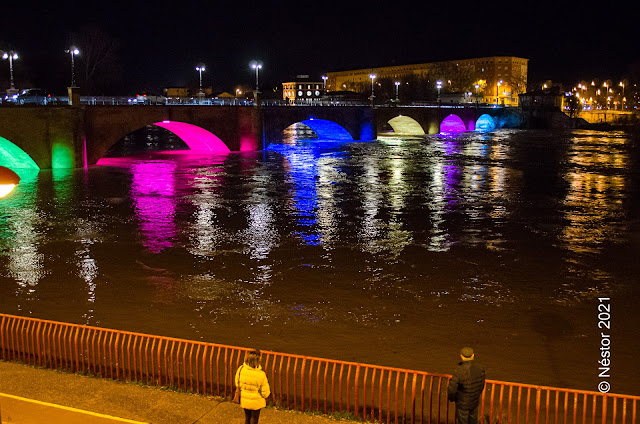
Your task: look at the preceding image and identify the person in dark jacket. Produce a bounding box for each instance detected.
[447,347,486,424]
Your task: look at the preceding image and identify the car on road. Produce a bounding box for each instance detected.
[15,88,54,105]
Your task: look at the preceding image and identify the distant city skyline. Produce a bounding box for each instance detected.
[1,0,638,94]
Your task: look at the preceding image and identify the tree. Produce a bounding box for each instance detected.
[70,26,123,94]
[565,94,582,118]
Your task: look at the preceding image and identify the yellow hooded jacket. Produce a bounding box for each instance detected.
[235,364,271,410]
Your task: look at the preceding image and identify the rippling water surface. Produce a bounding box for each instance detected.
[1,128,639,395]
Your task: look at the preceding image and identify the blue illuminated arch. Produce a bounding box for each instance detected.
[388,116,425,135]
[475,114,496,132]
[440,115,466,133]
[299,119,353,141]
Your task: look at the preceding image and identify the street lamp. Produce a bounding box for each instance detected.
[619,82,625,110]
[474,83,480,105]
[65,46,80,87]
[195,65,205,94]
[250,60,263,100]
[496,79,503,105]
[369,74,376,106]
[395,81,400,102]
[436,80,443,103]
[603,82,609,109]
[2,50,19,89]
[322,75,328,95]
[0,166,20,199]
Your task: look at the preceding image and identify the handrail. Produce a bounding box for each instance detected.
[1,313,637,423]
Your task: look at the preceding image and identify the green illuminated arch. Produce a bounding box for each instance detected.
[0,137,40,172]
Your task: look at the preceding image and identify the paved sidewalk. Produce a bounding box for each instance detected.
[0,360,343,424]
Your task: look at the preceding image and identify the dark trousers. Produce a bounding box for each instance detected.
[456,405,479,424]
[244,408,261,424]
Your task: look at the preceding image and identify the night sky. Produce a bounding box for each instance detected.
[1,0,637,95]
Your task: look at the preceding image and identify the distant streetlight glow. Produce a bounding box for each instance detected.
[474,83,480,105]
[2,50,19,89]
[65,46,80,87]
[497,79,503,105]
[436,80,443,102]
[395,81,400,101]
[322,75,328,94]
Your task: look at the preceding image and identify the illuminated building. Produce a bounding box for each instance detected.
[282,75,323,103]
[326,56,528,106]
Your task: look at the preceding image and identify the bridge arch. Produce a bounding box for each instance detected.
[475,114,496,132]
[94,120,231,164]
[387,116,425,135]
[296,119,353,141]
[440,114,466,133]
[0,136,40,172]
[153,121,231,152]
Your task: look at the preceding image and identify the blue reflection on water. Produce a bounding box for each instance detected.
[267,133,360,245]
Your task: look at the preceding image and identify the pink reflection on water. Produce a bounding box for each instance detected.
[153,121,231,153]
[131,160,177,253]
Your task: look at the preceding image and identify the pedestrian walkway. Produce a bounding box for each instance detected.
[0,360,343,424]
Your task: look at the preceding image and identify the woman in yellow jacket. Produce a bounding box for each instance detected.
[235,349,271,424]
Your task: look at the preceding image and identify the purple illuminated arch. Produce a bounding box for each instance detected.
[440,115,466,133]
[153,121,230,153]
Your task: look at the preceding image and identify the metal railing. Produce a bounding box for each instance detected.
[0,313,637,424]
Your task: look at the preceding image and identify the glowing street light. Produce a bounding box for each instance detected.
[619,82,625,109]
[322,75,328,95]
[496,79,503,105]
[436,80,443,102]
[195,65,206,94]
[369,74,376,105]
[474,83,480,105]
[65,46,80,87]
[249,60,263,98]
[2,50,19,89]
[0,166,20,198]
[395,81,400,101]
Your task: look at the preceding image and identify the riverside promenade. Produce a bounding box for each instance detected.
[0,360,339,424]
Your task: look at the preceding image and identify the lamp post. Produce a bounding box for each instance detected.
[436,80,442,103]
[474,83,480,105]
[65,46,80,87]
[369,74,376,106]
[2,50,19,89]
[0,166,20,199]
[395,81,400,102]
[322,75,328,95]
[496,79,502,105]
[250,60,263,104]
[619,82,625,110]
[195,65,205,94]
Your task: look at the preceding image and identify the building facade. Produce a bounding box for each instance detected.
[282,76,324,103]
[326,56,528,106]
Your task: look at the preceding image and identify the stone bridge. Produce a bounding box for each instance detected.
[375,105,521,135]
[0,104,519,171]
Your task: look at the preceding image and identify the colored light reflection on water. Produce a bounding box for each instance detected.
[131,160,177,253]
[2,129,640,395]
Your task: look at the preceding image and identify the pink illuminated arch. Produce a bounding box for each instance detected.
[439,115,466,133]
[153,121,230,153]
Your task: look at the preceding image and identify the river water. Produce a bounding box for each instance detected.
[1,127,639,395]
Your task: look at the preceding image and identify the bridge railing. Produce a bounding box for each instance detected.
[0,313,637,424]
